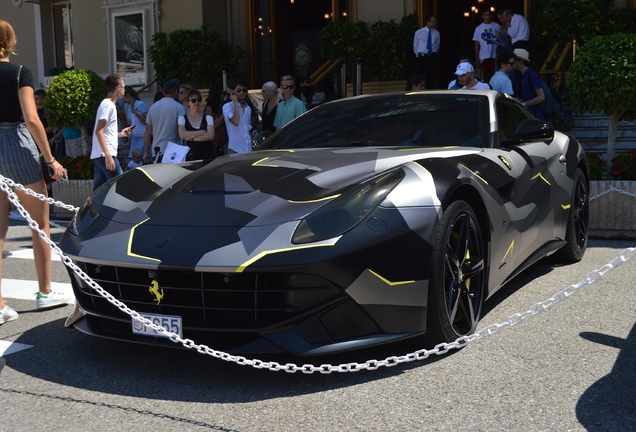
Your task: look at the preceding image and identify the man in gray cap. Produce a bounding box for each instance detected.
[144,79,183,161]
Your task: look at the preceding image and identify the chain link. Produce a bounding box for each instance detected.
[589,184,636,202]
[2,175,636,373]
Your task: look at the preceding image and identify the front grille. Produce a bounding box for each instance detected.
[71,262,343,330]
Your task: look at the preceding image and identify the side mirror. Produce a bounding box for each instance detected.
[514,119,554,144]
[252,130,272,149]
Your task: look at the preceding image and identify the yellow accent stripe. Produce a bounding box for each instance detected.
[501,240,514,264]
[561,204,571,210]
[459,164,488,185]
[288,194,341,204]
[137,167,156,183]
[368,269,415,286]
[127,218,161,262]
[251,157,281,167]
[236,243,335,273]
[531,172,551,186]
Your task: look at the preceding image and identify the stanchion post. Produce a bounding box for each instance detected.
[355,57,363,96]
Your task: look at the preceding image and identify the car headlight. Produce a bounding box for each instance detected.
[68,180,114,235]
[292,169,405,244]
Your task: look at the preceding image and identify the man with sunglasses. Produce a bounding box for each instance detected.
[489,53,515,96]
[273,75,306,130]
[222,79,253,154]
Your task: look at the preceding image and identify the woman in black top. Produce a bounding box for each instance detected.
[178,89,216,160]
[260,81,279,133]
[0,19,70,320]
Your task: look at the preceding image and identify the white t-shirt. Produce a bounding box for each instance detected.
[462,81,491,90]
[473,22,501,61]
[177,114,214,129]
[91,99,118,159]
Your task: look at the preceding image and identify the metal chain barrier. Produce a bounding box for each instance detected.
[589,184,636,201]
[2,175,636,373]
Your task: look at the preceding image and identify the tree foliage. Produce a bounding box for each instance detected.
[43,69,106,128]
[568,33,636,161]
[317,14,419,81]
[530,0,636,69]
[147,24,246,87]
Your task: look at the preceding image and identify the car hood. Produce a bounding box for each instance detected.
[102,147,480,229]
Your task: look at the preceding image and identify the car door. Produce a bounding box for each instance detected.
[494,96,565,267]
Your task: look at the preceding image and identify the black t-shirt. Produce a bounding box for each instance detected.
[0,62,34,123]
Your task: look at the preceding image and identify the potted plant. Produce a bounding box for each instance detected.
[147,24,246,88]
[51,155,95,219]
[44,69,106,151]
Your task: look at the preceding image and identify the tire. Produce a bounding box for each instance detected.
[427,201,486,343]
[554,168,589,263]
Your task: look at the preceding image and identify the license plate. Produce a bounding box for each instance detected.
[132,313,182,338]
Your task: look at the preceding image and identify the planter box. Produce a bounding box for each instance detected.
[589,180,636,239]
[51,179,93,219]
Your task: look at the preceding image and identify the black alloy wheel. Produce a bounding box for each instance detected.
[428,201,486,342]
[554,168,589,263]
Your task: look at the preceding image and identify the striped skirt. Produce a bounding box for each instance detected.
[0,122,43,186]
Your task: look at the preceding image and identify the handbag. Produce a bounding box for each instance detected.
[40,156,56,184]
[17,64,56,184]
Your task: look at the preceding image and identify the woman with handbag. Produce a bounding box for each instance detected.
[0,19,72,324]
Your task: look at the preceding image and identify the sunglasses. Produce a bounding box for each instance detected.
[190,97,202,103]
[119,84,126,89]
[282,85,295,90]
[508,61,516,65]
[235,88,249,93]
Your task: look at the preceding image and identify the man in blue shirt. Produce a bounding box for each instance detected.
[513,49,546,120]
[489,53,515,96]
[273,75,306,130]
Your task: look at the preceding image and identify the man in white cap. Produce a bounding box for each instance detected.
[513,48,546,120]
[455,62,491,90]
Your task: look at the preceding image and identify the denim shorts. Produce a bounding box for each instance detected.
[0,122,43,186]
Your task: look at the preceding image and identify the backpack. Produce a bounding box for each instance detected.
[527,72,560,116]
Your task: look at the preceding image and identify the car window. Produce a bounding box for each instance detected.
[496,97,533,141]
[261,94,490,150]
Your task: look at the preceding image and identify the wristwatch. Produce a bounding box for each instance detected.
[294,43,311,76]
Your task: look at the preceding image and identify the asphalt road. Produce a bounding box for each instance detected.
[1,218,635,431]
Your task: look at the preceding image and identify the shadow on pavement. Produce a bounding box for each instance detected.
[576,321,636,431]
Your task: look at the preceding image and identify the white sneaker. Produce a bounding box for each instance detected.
[36,290,73,310]
[0,305,19,324]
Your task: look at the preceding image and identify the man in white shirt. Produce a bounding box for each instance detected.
[91,74,134,190]
[413,15,440,88]
[473,10,501,82]
[455,63,491,90]
[504,10,530,50]
[223,79,252,154]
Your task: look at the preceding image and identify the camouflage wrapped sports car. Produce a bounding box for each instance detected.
[60,90,589,356]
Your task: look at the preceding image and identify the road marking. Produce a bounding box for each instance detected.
[1,279,75,303]
[0,340,34,356]
[6,248,62,261]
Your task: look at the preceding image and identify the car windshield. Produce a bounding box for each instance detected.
[260,93,490,150]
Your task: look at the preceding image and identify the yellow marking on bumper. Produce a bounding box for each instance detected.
[459,164,488,185]
[531,172,551,186]
[137,167,156,183]
[368,269,415,286]
[501,240,514,264]
[236,243,335,273]
[288,194,341,204]
[562,204,571,210]
[127,218,161,262]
